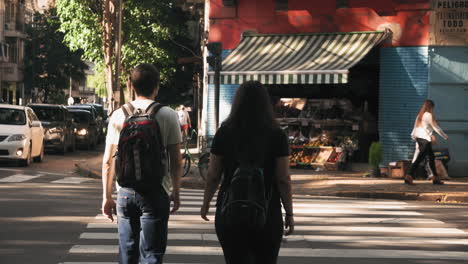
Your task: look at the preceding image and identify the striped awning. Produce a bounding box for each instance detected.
[208,31,388,85]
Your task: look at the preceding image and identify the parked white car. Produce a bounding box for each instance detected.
[0,104,45,166]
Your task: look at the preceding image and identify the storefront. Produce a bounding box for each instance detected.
[207,30,389,170]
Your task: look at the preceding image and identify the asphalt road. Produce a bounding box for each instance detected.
[1,147,468,264]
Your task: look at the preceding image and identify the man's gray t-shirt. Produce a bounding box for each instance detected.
[106,99,182,194]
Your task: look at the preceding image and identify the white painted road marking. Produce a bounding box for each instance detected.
[0,174,42,183]
[69,245,468,260]
[86,222,465,235]
[51,177,91,184]
[80,232,468,245]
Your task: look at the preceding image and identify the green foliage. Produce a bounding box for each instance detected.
[48,90,67,105]
[368,142,382,169]
[56,0,195,102]
[24,8,88,103]
[87,63,107,97]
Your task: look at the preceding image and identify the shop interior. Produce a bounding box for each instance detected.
[268,48,380,170]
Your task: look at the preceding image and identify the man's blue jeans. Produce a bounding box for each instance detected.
[117,187,170,264]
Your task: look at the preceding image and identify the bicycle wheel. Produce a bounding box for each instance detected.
[182,153,191,177]
[198,152,210,181]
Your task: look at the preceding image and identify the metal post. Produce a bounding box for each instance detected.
[214,57,220,128]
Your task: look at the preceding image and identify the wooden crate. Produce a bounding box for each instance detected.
[388,160,411,179]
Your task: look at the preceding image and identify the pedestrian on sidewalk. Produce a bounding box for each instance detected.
[177,105,191,140]
[406,99,448,185]
[101,63,182,264]
[200,80,294,264]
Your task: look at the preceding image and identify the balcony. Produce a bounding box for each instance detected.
[4,22,27,39]
[1,62,24,82]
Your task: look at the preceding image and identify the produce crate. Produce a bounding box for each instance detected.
[388,160,411,179]
[314,147,334,164]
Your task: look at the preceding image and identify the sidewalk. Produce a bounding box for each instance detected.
[75,152,468,203]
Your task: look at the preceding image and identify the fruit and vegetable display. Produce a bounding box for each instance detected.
[276,98,361,170]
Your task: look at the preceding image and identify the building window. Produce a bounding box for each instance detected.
[222,0,237,7]
[275,0,288,11]
[336,0,348,9]
[6,38,18,63]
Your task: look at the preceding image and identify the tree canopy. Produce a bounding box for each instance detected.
[24,8,88,104]
[56,0,195,104]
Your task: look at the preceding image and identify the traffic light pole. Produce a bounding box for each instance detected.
[206,42,222,129]
[214,57,220,129]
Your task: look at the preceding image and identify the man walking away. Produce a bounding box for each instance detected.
[101,63,182,264]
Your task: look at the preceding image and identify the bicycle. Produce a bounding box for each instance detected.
[181,129,211,180]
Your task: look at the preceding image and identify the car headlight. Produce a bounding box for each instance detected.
[48,127,63,134]
[77,129,88,136]
[8,134,26,142]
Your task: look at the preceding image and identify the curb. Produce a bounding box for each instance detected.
[74,163,468,203]
[333,191,468,203]
[75,162,101,179]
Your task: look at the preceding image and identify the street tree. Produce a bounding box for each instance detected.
[24,8,88,104]
[56,0,194,111]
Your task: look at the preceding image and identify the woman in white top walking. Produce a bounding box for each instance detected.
[406,100,449,185]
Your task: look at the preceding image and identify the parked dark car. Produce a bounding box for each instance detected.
[67,104,104,142]
[28,104,75,154]
[86,103,107,134]
[67,109,99,150]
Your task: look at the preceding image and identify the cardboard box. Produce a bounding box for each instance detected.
[388,160,411,179]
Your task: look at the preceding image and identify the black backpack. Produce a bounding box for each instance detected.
[115,102,166,192]
[220,161,271,230]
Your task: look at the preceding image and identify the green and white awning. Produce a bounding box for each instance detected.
[208,31,388,85]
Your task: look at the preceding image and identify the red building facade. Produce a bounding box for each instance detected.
[209,0,430,50]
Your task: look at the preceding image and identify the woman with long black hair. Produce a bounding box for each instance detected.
[200,81,294,264]
[406,99,449,185]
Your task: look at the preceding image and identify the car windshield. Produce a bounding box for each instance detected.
[0,108,26,125]
[70,112,91,123]
[30,107,63,122]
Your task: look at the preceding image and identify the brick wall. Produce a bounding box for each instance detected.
[379,46,429,165]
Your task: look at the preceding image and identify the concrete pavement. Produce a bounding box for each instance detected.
[74,150,468,203]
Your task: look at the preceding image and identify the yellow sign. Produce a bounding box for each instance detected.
[430,0,468,45]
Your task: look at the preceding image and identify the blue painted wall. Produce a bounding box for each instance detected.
[428,47,468,176]
[379,47,429,166]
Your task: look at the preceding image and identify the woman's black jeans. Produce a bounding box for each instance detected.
[408,138,437,178]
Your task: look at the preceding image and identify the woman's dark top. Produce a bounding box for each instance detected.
[210,124,290,263]
[210,124,289,211]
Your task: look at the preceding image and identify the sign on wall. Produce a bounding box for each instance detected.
[430,0,468,45]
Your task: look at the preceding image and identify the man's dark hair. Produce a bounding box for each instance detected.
[131,63,160,97]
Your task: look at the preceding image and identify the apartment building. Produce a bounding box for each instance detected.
[0,0,35,105]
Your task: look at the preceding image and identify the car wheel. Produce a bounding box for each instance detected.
[20,144,32,167]
[33,142,44,163]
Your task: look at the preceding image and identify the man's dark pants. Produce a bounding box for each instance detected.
[117,187,170,264]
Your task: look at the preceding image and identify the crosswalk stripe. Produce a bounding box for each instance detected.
[0,174,41,183]
[176,207,423,216]
[51,177,91,184]
[86,222,465,235]
[178,200,408,209]
[179,194,410,205]
[69,245,468,260]
[167,215,444,224]
[59,263,206,264]
[80,232,468,245]
[285,235,468,245]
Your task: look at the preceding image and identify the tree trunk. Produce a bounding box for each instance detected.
[103,0,115,113]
